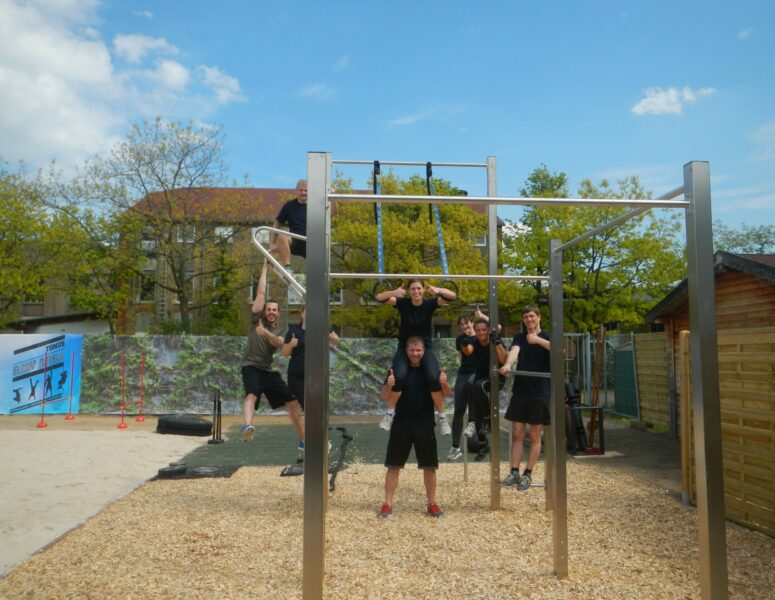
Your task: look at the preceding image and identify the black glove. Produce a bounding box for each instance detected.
[490,329,502,346]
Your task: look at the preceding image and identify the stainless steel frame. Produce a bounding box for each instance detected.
[302,153,726,600]
[251,225,307,298]
[487,156,500,509]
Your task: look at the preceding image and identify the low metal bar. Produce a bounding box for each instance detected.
[555,186,685,253]
[251,226,306,298]
[330,272,548,282]
[253,225,307,243]
[332,159,487,168]
[328,192,690,209]
[512,370,551,379]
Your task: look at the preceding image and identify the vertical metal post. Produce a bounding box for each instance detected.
[549,239,568,577]
[683,161,728,600]
[303,152,331,600]
[486,156,500,510]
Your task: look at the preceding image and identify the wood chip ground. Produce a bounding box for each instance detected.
[1,461,772,599]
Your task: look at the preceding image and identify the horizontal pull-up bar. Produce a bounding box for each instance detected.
[328,193,690,209]
[329,272,549,282]
[553,185,685,253]
[332,159,487,168]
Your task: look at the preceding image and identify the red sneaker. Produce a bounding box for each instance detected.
[377,503,393,519]
[426,502,444,518]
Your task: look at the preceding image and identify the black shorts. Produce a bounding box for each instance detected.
[505,395,550,425]
[241,366,294,409]
[385,423,438,469]
[288,372,304,409]
[291,238,306,258]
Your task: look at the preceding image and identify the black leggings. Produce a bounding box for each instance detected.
[391,344,441,393]
[466,376,505,432]
[451,372,475,447]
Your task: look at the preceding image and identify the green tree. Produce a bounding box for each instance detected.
[504,166,685,331]
[0,167,69,328]
[330,171,489,335]
[713,221,775,254]
[73,118,260,333]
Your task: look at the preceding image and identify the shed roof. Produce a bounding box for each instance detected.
[645,251,775,322]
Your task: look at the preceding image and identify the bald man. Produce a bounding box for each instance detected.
[271,179,307,271]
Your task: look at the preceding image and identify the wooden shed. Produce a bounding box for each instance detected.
[645,251,775,536]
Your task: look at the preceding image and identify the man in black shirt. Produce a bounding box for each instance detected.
[377,336,452,519]
[498,305,551,491]
[271,179,307,271]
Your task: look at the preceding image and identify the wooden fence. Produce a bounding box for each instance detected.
[633,332,670,429]
[680,327,775,537]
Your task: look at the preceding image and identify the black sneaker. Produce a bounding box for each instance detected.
[500,472,520,487]
[479,422,491,435]
[474,447,490,462]
[517,473,532,491]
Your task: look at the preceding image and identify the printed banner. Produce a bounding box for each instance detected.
[1,335,83,415]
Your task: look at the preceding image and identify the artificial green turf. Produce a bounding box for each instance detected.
[175,422,511,469]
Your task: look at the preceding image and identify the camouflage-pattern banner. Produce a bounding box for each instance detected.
[80,334,514,415]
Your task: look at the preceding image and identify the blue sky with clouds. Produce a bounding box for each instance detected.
[1,0,773,229]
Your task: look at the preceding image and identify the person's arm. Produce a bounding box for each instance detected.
[328,330,340,346]
[426,284,457,305]
[499,344,520,375]
[460,338,475,356]
[474,305,502,333]
[494,341,508,366]
[379,369,395,401]
[256,320,285,348]
[281,331,298,357]
[251,261,269,314]
[439,369,453,397]
[526,331,551,351]
[375,286,405,305]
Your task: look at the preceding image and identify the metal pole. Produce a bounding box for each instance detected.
[330,272,548,282]
[486,156,500,510]
[329,192,690,209]
[683,161,728,599]
[549,239,569,577]
[303,152,331,600]
[332,159,488,168]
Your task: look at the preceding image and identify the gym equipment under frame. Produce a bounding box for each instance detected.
[301,153,728,600]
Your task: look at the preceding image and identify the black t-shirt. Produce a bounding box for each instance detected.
[471,339,507,382]
[394,366,435,428]
[455,334,477,374]
[276,198,307,235]
[284,324,305,376]
[510,331,551,397]
[395,297,439,347]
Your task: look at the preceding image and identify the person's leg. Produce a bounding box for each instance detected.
[526,424,543,471]
[472,378,491,433]
[450,375,468,448]
[381,347,407,429]
[421,347,444,412]
[242,394,256,425]
[423,469,437,505]
[286,399,304,442]
[240,366,260,442]
[384,468,400,506]
[275,234,291,267]
[512,421,526,469]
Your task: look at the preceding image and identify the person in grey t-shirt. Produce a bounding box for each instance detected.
[240,260,304,450]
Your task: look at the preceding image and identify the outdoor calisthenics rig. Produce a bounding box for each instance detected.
[268,153,726,600]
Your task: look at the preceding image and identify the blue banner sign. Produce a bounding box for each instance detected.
[1,335,83,415]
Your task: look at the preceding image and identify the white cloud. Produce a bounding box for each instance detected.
[134,9,153,19]
[298,82,335,100]
[198,65,245,104]
[333,56,349,72]
[747,123,775,163]
[388,108,438,126]
[631,86,716,116]
[0,0,244,170]
[114,33,178,63]
[738,28,753,41]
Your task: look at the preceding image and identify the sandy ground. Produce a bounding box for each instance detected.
[0,416,208,576]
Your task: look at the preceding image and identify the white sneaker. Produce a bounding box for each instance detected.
[379,412,394,431]
[438,413,452,436]
[241,424,256,443]
[447,446,463,461]
[463,422,476,438]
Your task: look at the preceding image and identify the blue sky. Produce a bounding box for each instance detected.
[1,0,773,229]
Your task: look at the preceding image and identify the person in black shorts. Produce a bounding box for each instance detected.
[377,336,452,519]
[240,260,304,449]
[375,279,456,435]
[271,179,307,271]
[498,305,551,491]
[281,305,340,409]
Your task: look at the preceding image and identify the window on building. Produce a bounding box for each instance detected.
[136,273,155,303]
